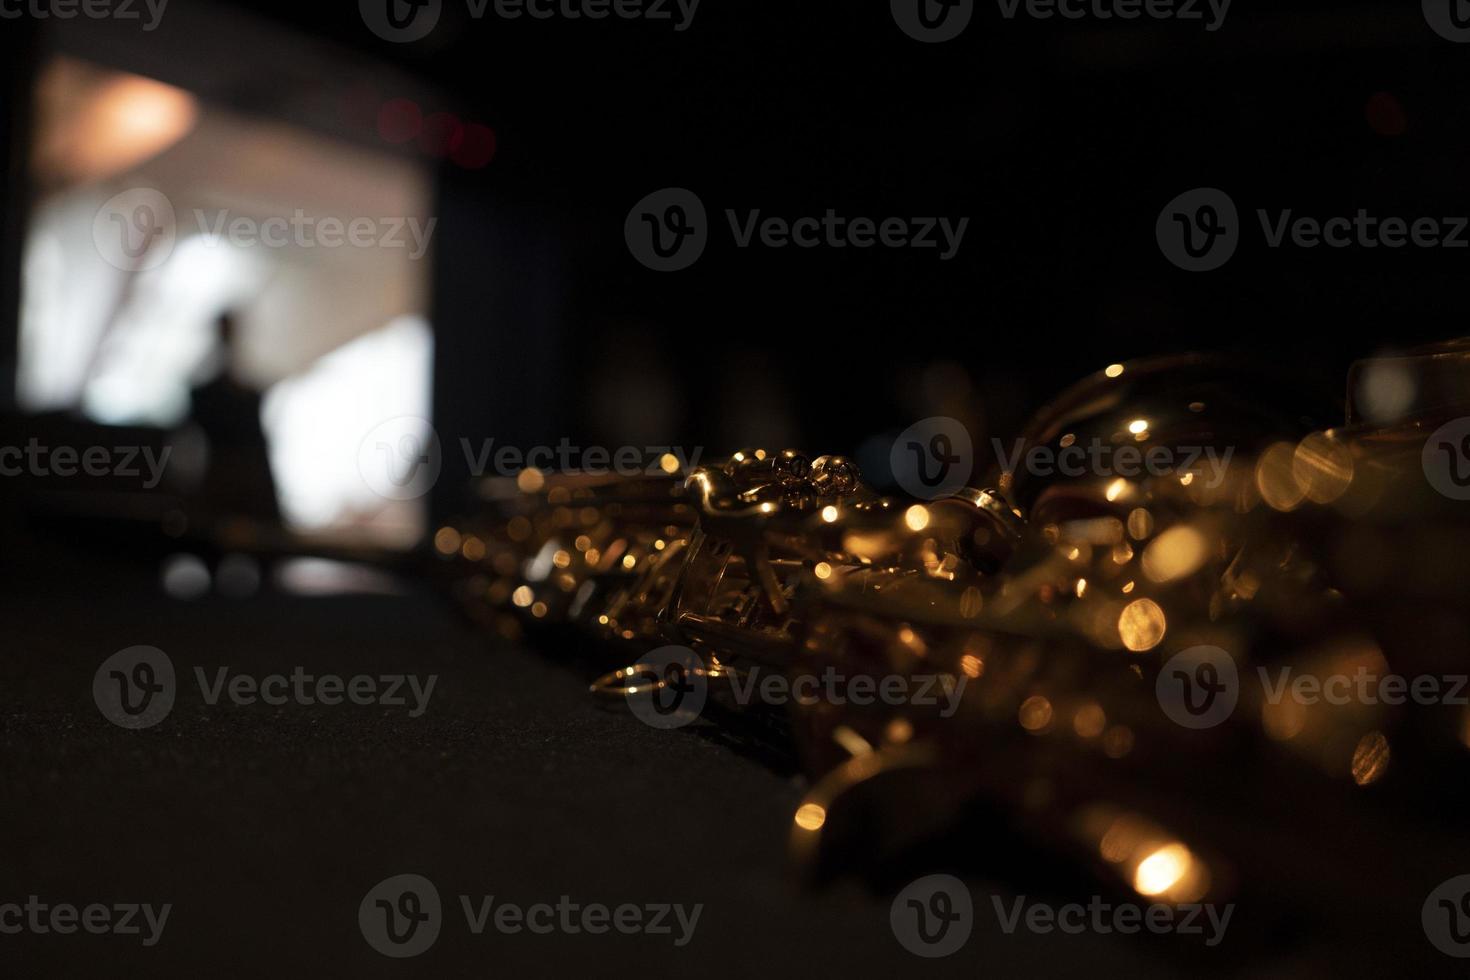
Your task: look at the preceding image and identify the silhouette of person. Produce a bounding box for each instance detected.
[187,311,280,524]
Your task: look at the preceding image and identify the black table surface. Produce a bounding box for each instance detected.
[0,522,1229,979]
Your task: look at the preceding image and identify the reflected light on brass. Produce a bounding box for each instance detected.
[1256,441,1307,512]
[794,803,827,832]
[1141,525,1208,583]
[1292,432,1354,505]
[1351,731,1390,786]
[1019,695,1054,733]
[1118,598,1167,651]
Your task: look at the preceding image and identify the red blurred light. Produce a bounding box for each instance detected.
[452,123,498,169]
[377,98,423,144]
[1365,92,1407,137]
[420,111,463,157]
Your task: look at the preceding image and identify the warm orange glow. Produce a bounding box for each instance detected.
[1257,441,1307,512]
[794,803,827,831]
[433,526,462,555]
[1118,598,1166,651]
[1019,695,1053,732]
[1074,703,1106,738]
[1141,525,1208,583]
[1134,843,1194,896]
[35,60,199,185]
[1352,731,1390,786]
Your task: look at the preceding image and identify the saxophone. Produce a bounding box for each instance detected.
[434,341,1470,967]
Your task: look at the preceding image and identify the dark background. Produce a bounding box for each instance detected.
[2,1,1468,976]
[7,2,1465,500]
